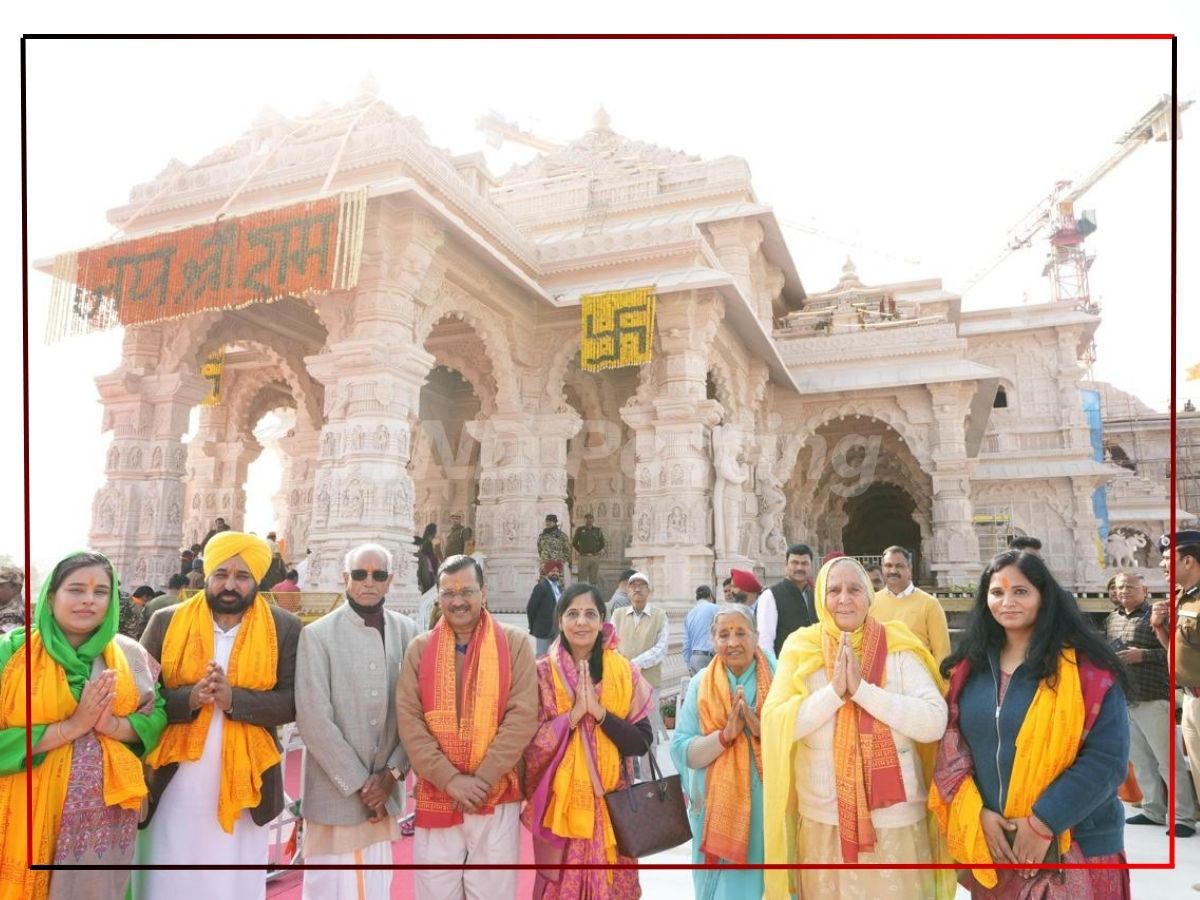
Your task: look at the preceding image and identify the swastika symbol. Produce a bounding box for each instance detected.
[584,304,650,365]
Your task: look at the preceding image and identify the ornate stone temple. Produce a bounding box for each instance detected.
[52,87,1174,618]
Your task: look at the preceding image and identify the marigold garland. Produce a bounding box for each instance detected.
[46,190,368,343]
[580,286,656,372]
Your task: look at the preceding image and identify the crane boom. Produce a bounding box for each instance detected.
[476,111,562,153]
[962,95,1190,297]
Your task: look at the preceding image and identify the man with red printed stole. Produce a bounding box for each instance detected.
[396,554,539,899]
[134,531,302,900]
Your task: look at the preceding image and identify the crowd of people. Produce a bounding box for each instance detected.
[2,523,1196,900]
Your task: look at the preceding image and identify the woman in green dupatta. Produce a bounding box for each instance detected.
[0,551,166,900]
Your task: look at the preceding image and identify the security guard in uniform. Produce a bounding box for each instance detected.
[571,513,607,590]
[1153,530,1200,857]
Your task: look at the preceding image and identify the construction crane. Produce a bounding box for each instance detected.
[476,111,563,152]
[962,94,1191,307]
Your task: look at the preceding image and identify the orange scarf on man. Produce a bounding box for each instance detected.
[696,648,772,864]
[415,610,520,827]
[0,634,145,900]
[145,591,280,833]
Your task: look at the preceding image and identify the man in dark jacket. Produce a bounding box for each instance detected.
[526,560,563,657]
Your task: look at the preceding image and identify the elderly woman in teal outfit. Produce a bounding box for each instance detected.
[670,603,776,900]
[0,551,166,900]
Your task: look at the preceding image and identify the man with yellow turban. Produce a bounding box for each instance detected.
[133,531,302,900]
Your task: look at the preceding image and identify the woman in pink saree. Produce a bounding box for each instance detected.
[522,583,655,899]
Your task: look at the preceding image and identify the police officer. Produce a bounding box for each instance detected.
[571,513,606,590]
[1153,530,1200,823]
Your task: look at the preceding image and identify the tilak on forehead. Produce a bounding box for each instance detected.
[999,574,1011,591]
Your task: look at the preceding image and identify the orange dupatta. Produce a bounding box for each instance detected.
[0,635,146,900]
[695,648,773,864]
[825,615,907,864]
[414,610,520,827]
[144,591,280,834]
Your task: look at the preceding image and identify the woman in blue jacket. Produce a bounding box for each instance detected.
[929,549,1130,899]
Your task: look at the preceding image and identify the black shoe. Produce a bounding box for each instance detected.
[1171,824,1197,837]
[1126,814,1161,825]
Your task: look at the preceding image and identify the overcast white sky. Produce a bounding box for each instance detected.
[4,13,1196,577]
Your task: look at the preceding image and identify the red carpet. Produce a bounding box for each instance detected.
[266,750,537,898]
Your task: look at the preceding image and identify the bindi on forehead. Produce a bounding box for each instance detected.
[999,575,1011,591]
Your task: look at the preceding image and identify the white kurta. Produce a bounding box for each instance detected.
[133,621,271,900]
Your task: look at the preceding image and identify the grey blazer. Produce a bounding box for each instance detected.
[139,601,302,828]
[295,603,418,826]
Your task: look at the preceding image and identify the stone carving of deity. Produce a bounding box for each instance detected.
[168,500,182,526]
[128,447,143,471]
[667,506,687,536]
[711,424,748,557]
[501,515,519,545]
[636,511,651,543]
[392,479,414,522]
[107,447,120,471]
[343,482,365,521]
[374,424,389,451]
[755,457,787,556]
[151,446,163,470]
[98,496,117,533]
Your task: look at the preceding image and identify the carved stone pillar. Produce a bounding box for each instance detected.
[275,426,320,566]
[299,203,449,608]
[706,219,763,299]
[618,293,727,618]
[1068,482,1105,590]
[91,347,208,588]
[1056,329,1092,452]
[467,410,581,605]
[305,341,431,609]
[622,396,723,614]
[927,383,983,587]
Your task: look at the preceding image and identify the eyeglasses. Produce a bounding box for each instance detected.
[439,587,480,602]
[628,585,649,595]
[350,569,390,582]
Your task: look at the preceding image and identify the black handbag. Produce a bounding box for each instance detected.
[603,751,692,858]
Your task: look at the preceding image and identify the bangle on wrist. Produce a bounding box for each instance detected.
[56,722,70,744]
[1027,816,1053,840]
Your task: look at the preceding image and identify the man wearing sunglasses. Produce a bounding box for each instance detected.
[397,555,538,900]
[295,543,418,898]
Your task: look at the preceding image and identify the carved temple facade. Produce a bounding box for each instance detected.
[57,91,1175,617]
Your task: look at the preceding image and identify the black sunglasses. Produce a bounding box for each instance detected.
[350,569,390,582]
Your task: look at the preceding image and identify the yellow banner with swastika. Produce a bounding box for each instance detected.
[580,287,656,372]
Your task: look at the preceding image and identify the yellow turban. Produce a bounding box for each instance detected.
[203,531,272,584]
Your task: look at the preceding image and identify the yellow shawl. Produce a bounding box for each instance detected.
[762,557,947,900]
[543,647,632,876]
[928,648,1082,888]
[145,591,280,833]
[0,634,145,900]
